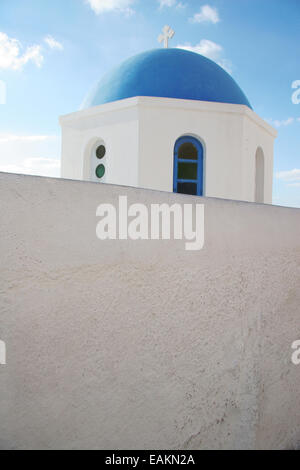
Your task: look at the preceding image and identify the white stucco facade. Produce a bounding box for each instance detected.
[60,96,277,204]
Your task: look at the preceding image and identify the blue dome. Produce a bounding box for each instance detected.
[83,48,252,109]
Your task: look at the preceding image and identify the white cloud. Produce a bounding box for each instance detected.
[86,0,135,15]
[0,32,63,71]
[266,117,294,128]
[44,35,63,51]
[158,0,176,6]
[0,134,55,143]
[178,39,222,58]
[276,169,300,182]
[177,40,232,74]
[190,5,220,24]
[0,134,61,178]
[158,0,186,8]
[0,32,43,70]
[0,158,60,178]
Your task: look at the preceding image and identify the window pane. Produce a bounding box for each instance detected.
[178,162,197,180]
[96,164,105,179]
[177,182,197,196]
[178,142,198,160]
[96,145,106,159]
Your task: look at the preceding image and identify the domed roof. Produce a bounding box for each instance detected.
[83,48,252,109]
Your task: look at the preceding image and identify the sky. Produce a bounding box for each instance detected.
[0,0,299,207]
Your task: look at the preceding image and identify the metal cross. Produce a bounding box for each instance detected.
[158,25,175,49]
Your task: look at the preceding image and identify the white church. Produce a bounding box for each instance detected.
[60,29,277,204]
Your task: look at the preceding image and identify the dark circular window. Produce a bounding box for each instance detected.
[96,145,106,159]
[95,164,105,179]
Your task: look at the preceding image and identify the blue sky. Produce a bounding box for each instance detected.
[0,0,299,207]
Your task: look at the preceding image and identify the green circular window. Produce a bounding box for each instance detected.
[95,164,105,179]
[96,145,106,159]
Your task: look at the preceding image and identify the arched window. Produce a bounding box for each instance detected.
[173,136,204,196]
[91,141,107,182]
[255,147,264,203]
[83,138,107,182]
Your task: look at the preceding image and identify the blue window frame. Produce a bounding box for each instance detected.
[173,136,204,196]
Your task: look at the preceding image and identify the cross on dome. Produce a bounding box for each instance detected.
[158,25,175,49]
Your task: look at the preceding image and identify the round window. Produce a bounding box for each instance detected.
[96,145,106,159]
[95,164,105,179]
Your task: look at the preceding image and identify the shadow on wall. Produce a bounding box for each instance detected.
[255,147,264,203]
[0,340,6,365]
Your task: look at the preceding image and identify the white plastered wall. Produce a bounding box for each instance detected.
[241,113,275,204]
[60,100,140,188]
[60,97,277,203]
[0,172,300,450]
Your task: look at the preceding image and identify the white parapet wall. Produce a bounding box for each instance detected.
[0,172,300,450]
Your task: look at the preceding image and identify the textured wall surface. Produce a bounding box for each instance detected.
[0,172,300,450]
